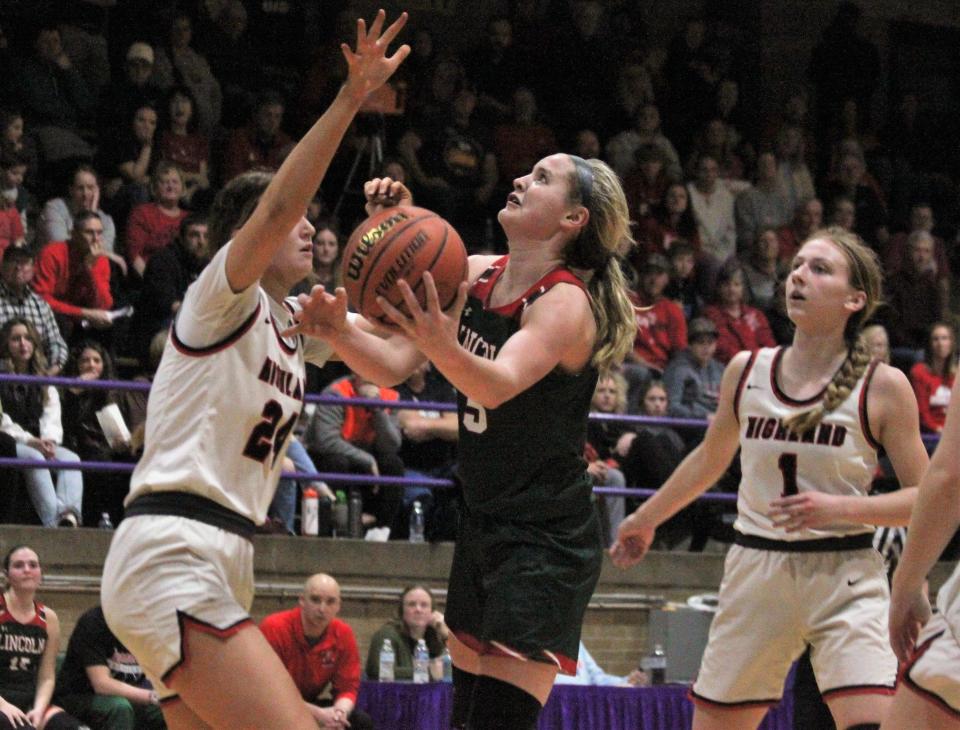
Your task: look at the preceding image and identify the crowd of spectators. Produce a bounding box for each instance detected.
[0,2,957,540]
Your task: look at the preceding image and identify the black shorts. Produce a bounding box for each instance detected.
[444,504,602,674]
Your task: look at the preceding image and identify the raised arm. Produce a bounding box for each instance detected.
[224,11,409,293]
[610,351,750,568]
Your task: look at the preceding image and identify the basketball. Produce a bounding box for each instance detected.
[342,206,468,325]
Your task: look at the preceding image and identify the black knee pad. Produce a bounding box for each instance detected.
[43,712,81,730]
[844,725,880,730]
[466,675,541,730]
[451,666,478,729]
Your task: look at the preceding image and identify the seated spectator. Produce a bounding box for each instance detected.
[909,321,956,435]
[734,152,792,253]
[54,605,164,730]
[663,241,704,321]
[291,220,341,298]
[820,151,887,247]
[886,231,951,352]
[260,574,373,730]
[774,124,816,215]
[624,252,687,399]
[587,372,630,545]
[0,247,68,374]
[776,197,823,263]
[0,319,83,526]
[554,642,646,687]
[703,261,776,364]
[0,155,25,255]
[33,211,113,343]
[663,317,724,420]
[883,201,950,279]
[365,585,448,681]
[395,361,458,539]
[606,103,682,182]
[1,109,40,192]
[623,144,675,223]
[37,164,122,272]
[151,13,222,135]
[97,104,158,220]
[129,214,207,362]
[634,183,701,259]
[686,153,736,275]
[741,227,788,314]
[616,380,686,501]
[827,193,857,233]
[0,546,83,728]
[222,91,293,183]
[861,322,890,364]
[156,86,210,209]
[10,24,94,165]
[61,341,132,526]
[684,118,747,187]
[96,42,162,143]
[302,372,403,534]
[0,148,34,238]
[125,162,189,277]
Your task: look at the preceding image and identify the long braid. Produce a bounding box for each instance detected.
[784,337,872,434]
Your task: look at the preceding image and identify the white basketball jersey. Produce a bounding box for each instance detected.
[127,242,333,524]
[733,347,880,540]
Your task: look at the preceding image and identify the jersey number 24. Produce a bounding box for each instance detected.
[243,400,298,467]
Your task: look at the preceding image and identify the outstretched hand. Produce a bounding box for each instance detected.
[281,285,350,340]
[376,272,468,359]
[341,10,410,103]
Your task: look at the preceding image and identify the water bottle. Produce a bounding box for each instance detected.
[348,489,363,538]
[378,639,395,681]
[642,643,667,685]
[300,486,319,536]
[97,512,113,530]
[333,490,348,537]
[409,500,425,543]
[441,646,453,682]
[413,639,429,684]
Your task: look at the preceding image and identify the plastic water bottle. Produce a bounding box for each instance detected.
[409,500,425,543]
[413,639,429,684]
[441,647,453,682]
[645,643,666,685]
[348,489,363,538]
[97,512,113,530]
[300,486,319,536]
[378,639,395,682]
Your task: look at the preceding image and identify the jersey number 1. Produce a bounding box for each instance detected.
[778,453,799,496]
[243,400,297,466]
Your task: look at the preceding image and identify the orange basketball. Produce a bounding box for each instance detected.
[342,206,468,326]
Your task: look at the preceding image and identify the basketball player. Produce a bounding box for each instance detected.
[884,380,960,728]
[287,154,637,728]
[611,227,928,730]
[99,11,409,729]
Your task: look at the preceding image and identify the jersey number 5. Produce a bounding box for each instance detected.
[462,398,487,434]
[243,400,298,466]
[778,453,799,496]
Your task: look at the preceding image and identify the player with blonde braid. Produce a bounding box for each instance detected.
[613,227,928,730]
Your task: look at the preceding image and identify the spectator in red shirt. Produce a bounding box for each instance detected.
[125,161,188,276]
[776,197,823,264]
[909,321,957,434]
[260,573,373,730]
[623,253,688,410]
[703,260,775,364]
[157,85,211,208]
[33,211,113,340]
[222,91,294,183]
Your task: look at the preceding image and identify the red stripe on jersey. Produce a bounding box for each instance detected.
[733,349,759,423]
[858,359,882,450]
[688,687,781,710]
[449,629,577,675]
[171,302,262,357]
[161,611,255,684]
[468,255,587,320]
[0,598,46,628]
[769,347,829,406]
[899,630,960,719]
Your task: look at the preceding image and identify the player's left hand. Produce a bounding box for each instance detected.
[888,582,931,663]
[767,491,844,531]
[341,10,410,104]
[376,272,468,358]
[282,285,349,340]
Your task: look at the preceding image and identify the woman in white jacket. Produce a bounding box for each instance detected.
[0,318,83,526]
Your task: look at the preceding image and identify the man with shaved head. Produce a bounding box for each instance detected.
[260,574,373,729]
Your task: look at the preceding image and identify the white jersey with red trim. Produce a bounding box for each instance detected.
[126,242,334,524]
[733,347,879,540]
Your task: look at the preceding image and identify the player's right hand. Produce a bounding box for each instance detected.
[0,700,29,727]
[610,512,656,568]
[364,176,412,216]
[282,286,349,340]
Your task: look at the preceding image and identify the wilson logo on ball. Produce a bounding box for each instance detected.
[344,211,411,281]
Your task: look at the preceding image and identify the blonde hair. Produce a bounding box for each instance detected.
[784,227,883,434]
[592,371,628,414]
[563,157,637,374]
